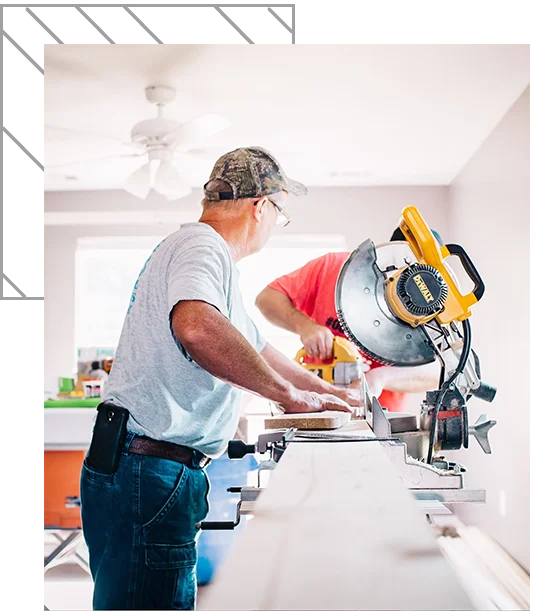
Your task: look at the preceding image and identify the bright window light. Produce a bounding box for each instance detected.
[75,236,164,351]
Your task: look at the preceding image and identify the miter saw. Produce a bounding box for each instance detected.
[200,207,498,530]
[335,206,497,483]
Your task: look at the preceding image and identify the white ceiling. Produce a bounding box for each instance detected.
[44,44,529,192]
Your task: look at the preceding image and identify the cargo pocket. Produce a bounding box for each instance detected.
[142,542,197,610]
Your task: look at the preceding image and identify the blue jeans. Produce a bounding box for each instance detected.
[80,431,210,610]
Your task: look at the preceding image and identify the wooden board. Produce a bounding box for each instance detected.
[264,411,350,430]
[199,421,473,611]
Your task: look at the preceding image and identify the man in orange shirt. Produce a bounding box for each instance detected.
[256,229,442,413]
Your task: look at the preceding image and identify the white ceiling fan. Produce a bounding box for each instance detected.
[45,86,231,200]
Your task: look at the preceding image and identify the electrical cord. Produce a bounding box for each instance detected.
[426,318,472,465]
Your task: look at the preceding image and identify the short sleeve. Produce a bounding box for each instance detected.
[167,238,230,317]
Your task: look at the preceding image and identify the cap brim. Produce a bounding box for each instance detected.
[286,178,308,196]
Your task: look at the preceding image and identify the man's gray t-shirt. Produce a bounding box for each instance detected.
[103,223,266,458]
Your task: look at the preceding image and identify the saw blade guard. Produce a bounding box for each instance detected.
[335,239,436,367]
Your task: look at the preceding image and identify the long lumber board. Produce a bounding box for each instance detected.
[199,423,473,610]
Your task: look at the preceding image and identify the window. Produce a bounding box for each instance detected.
[75,236,164,352]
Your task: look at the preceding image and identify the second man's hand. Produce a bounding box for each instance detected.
[299,322,334,360]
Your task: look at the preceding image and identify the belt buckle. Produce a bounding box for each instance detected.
[199,456,210,469]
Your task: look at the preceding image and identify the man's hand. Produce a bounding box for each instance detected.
[325,378,367,417]
[300,323,334,360]
[333,386,364,411]
[276,389,355,415]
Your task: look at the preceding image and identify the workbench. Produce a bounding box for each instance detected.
[198,419,474,611]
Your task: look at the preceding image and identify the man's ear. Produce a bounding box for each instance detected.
[253,198,267,223]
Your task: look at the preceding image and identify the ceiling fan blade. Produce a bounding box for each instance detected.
[165,114,231,151]
[154,162,193,200]
[125,162,153,200]
[45,124,133,146]
[45,153,146,170]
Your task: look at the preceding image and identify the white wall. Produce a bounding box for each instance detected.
[448,87,530,571]
[45,186,448,377]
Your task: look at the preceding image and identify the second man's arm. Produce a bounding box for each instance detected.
[256,286,334,359]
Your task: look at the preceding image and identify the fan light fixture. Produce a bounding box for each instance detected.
[45,85,231,201]
[125,151,192,201]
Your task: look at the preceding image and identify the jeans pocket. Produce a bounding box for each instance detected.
[141,542,197,610]
[81,458,114,487]
[140,459,187,531]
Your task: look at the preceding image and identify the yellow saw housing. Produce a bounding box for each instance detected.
[385,206,485,326]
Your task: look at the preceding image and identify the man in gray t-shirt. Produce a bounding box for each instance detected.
[80,147,363,611]
[104,222,267,458]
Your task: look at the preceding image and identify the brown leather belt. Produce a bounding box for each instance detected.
[129,435,211,469]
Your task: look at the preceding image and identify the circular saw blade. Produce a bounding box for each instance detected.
[335,240,436,367]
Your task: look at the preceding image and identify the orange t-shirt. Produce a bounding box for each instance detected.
[268,252,407,413]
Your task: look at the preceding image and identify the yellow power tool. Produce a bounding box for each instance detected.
[295,337,363,387]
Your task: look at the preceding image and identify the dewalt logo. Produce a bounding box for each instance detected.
[413,274,434,303]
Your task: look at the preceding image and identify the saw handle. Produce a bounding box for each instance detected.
[444,243,485,301]
[295,336,360,365]
[295,343,335,366]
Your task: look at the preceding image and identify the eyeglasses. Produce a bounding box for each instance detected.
[267,198,291,228]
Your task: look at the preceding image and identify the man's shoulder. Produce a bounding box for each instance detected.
[170,222,220,242]
[167,223,229,253]
[165,224,232,275]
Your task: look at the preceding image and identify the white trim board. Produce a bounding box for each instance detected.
[199,423,474,611]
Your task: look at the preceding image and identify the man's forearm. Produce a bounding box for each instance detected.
[171,301,295,405]
[374,363,441,393]
[255,287,316,335]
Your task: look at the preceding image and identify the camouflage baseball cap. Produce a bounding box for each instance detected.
[203,146,308,201]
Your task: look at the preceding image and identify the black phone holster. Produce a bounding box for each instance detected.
[86,402,130,475]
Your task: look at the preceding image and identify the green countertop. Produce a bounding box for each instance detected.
[44,398,101,408]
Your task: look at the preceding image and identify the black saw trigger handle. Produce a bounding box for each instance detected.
[445,243,485,301]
